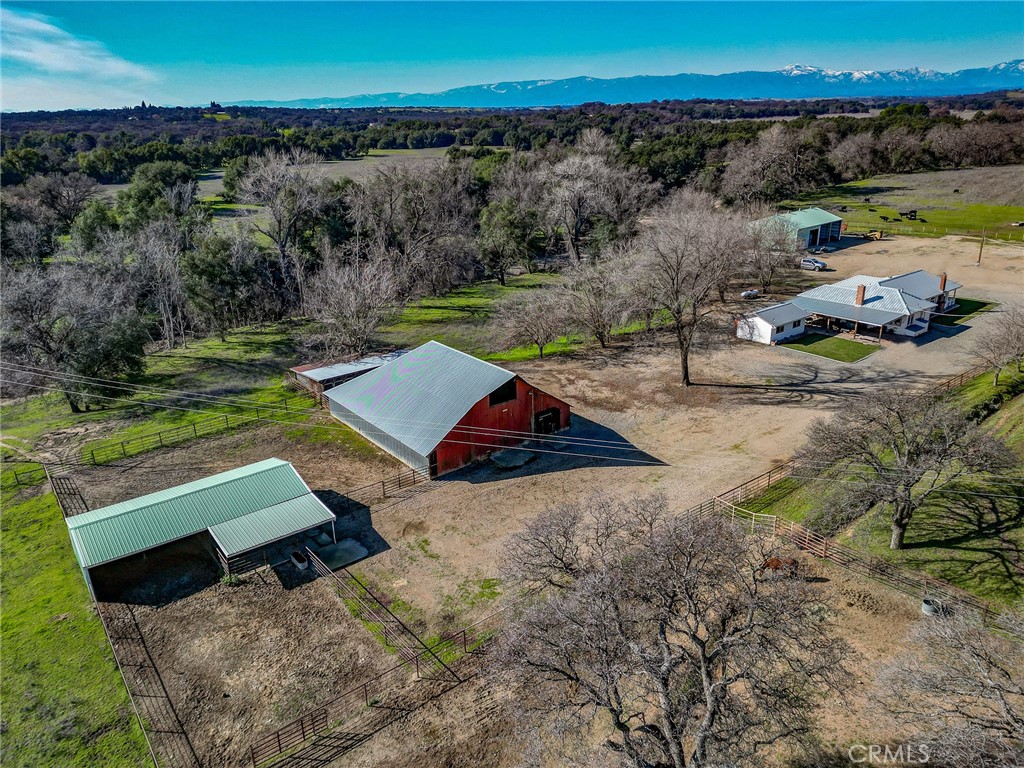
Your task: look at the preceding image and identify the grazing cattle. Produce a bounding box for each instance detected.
[757,557,799,578]
[954,189,960,194]
[919,218,928,223]
[868,208,877,212]
[892,218,902,223]
[880,215,890,222]
[863,197,871,203]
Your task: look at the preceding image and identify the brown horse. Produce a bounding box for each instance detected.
[757,557,799,578]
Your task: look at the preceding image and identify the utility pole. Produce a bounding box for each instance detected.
[976,227,986,266]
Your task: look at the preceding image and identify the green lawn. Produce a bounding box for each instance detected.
[930,297,996,326]
[778,333,878,362]
[787,167,1024,240]
[0,469,151,767]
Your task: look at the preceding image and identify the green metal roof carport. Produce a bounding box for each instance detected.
[65,458,335,597]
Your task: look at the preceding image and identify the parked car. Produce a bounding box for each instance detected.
[800,257,828,271]
[810,246,835,254]
[740,289,761,299]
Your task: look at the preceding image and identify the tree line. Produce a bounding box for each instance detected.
[3,94,1022,188]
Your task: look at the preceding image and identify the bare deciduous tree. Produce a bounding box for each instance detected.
[746,206,799,292]
[240,148,331,303]
[496,493,851,768]
[876,608,1024,767]
[633,191,748,386]
[560,253,635,347]
[349,160,476,295]
[135,218,189,350]
[968,307,1024,386]
[492,290,567,358]
[927,124,973,169]
[828,132,879,180]
[543,153,611,261]
[721,124,820,202]
[305,246,405,356]
[26,171,98,231]
[799,388,1016,549]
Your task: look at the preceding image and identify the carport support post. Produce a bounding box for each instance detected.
[83,567,97,602]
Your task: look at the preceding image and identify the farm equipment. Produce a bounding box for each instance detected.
[861,230,884,241]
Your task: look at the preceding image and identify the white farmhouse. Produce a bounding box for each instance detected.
[736,303,809,345]
[736,269,961,345]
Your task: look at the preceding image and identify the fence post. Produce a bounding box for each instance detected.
[363,681,370,706]
[121,442,127,458]
[193,423,198,438]
[224,414,230,429]
[158,432,164,448]
[382,480,387,498]
[90,448,96,464]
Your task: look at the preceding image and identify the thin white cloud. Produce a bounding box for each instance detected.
[1,7,157,109]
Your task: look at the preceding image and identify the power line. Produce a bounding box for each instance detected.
[6,377,1024,487]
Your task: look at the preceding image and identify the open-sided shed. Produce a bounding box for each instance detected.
[324,341,570,476]
[66,458,336,598]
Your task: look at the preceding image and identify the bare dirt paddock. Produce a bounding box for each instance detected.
[114,557,397,768]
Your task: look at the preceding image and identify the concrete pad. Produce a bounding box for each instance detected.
[491,448,536,469]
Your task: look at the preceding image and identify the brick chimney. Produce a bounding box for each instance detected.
[939,272,947,291]
[855,284,866,306]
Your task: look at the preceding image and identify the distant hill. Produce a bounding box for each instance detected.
[226,61,1024,109]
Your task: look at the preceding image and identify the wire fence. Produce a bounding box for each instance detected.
[708,496,1006,628]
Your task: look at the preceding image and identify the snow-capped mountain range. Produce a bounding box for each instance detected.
[227,61,1024,109]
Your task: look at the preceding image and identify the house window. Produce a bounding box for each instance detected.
[792,321,802,329]
[775,326,785,334]
[489,379,517,407]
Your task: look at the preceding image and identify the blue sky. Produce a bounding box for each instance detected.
[2,1,1022,110]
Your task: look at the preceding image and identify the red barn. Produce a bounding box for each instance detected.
[324,341,570,477]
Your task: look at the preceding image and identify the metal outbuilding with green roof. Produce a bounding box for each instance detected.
[755,207,843,250]
[66,458,335,597]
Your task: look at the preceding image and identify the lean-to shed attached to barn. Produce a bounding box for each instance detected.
[324,341,570,476]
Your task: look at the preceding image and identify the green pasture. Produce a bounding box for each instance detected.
[0,469,151,767]
[788,166,1024,240]
[737,374,1024,605]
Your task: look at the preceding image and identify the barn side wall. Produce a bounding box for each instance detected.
[327,400,429,470]
[433,378,570,476]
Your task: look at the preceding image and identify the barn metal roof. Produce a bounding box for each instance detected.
[752,302,811,326]
[66,459,334,568]
[293,350,409,383]
[758,207,842,232]
[324,341,515,460]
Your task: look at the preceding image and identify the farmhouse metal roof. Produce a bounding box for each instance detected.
[752,303,812,326]
[324,341,515,462]
[292,350,409,383]
[66,459,335,568]
[878,269,962,298]
[759,207,843,232]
